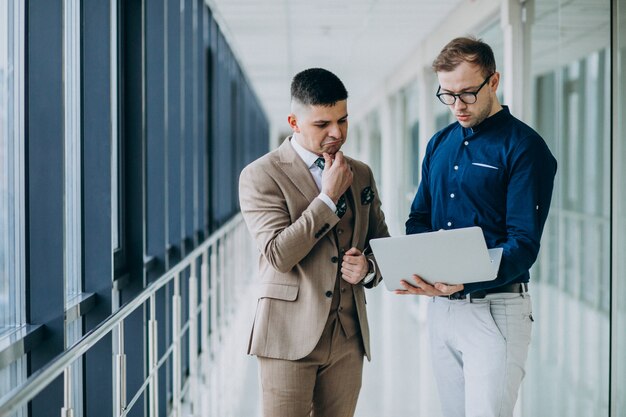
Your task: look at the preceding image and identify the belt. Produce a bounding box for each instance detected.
[443,282,528,301]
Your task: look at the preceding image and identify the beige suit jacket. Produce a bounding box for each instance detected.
[239,137,389,361]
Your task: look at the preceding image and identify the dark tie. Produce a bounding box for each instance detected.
[314,157,347,218]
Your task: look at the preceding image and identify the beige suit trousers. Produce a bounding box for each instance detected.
[257,315,365,417]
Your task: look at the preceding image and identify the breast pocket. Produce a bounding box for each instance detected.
[464,161,506,192]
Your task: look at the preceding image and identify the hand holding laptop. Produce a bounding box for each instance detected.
[394,274,463,296]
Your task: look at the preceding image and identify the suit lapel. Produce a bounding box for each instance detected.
[348,160,362,248]
[274,138,320,203]
[273,139,363,248]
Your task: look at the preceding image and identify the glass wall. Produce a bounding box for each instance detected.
[367,112,382,186]
[478,19,504,103]
[403,81,420,191]
[0,0,25,337]
[0,0,26,411]
[524,0,611,415]
[613,0,626,414]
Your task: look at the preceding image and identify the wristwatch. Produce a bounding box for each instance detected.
[362,259,377,284]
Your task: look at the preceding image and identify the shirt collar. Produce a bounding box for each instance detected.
[465,105,511,135]
[290,136,321,169]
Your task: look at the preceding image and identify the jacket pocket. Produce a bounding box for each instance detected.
[258,282,299,301]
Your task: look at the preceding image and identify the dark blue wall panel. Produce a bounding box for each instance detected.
[27,0,65,414]
[82,0,113,416]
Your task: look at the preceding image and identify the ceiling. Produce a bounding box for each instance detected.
[206,0,463,134]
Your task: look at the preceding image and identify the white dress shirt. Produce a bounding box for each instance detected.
[290,137,337,211]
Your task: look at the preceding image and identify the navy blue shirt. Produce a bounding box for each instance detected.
[406,106,557,294]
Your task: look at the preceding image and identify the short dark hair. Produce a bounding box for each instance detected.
[432,36,496,78]
[290,68,348,107]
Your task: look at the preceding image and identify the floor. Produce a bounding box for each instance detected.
[227,284,444,417]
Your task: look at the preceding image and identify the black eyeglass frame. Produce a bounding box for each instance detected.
[436,73,495,105]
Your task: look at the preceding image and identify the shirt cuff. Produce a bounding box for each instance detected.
[317,193,337,212]
[361,260,377,284]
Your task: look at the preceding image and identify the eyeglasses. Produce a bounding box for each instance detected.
[436,73,494,105]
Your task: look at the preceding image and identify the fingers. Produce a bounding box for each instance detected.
[395,275,440,296]
[324,151,348,169]
[320,151,352,201]
[393,275,465,297]
[341,255,368,284]
[323,152,333,170]
[343,247,362,258]
[341,262,364,278]
[394,279,425,295]
[434,283,464,295]
[341,265,362,284]
[344,247,361,256]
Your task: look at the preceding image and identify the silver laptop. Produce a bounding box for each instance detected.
[369,226,503,291]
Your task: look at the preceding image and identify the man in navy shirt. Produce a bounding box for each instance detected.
[398,37,557,417]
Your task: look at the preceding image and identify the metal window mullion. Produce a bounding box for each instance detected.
[191,0,199,234]
[110,0,120,255]
[179,0,186,244]
[209,245,218,355]
[188,260,198,417]
[63,0,82,310]
[61,367,74,417]
[199,249,209,415]
[172,272,181,417]
[113,321,126,417]
[200,251,209,355]
[148,294,159,417]
[219,238,226,328]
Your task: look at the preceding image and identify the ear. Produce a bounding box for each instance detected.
[287,114,300,133]
[490,72,500,92]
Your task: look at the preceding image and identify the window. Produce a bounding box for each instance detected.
[0,0,26,409]
[63,1,83,415]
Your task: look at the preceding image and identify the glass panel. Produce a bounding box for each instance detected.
[613,0,626,413]
[0,0,25,333]
[432,73,453,130]
[63,1,83,415]
[524,0,611,416]
[0,0,26,413]
[403,81,420,190]
[64,0,82,305]
[477,19,505,103]
[367,112,382,186]
[0,0,11,332]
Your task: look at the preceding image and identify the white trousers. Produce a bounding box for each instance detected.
[428,293,533,417]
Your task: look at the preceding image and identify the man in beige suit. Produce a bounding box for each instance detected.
[239,68,389,417]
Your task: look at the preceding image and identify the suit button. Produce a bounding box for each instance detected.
[331,256,338,263]
[325,291,333,298]
[338,306,343,311]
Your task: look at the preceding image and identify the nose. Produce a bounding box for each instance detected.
[453,98,468,110]
[328,123,342,139]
